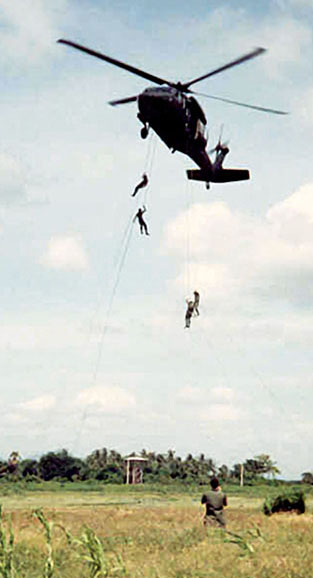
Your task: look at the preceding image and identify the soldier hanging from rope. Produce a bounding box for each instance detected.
[132,173,148,197]
[193,290,200,316]
[185,298,195,328]
[133,205,149,235]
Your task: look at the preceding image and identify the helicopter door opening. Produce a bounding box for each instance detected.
[186,97,207,145]
[194,118,206,142]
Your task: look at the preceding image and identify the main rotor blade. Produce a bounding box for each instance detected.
[108,95,138,106]
[183,47,266,89]
[58,39,170,86]
[191,91,288,115]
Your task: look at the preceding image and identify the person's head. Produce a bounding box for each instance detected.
[210,477,220,490]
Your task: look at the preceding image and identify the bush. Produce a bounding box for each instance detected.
[263,489,305,516]
[94,464,124,483]
[38,450,85,481]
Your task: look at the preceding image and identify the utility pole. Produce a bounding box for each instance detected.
[240,463,244,487]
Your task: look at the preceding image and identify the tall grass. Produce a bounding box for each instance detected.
[224,525,265,557]
[0,504,15,578]
[62,524,128,577]
[0,504,129,577]
[0,487,312,577]
[33,509,54,578]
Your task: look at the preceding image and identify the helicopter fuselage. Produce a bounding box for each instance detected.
[137,86,212,171]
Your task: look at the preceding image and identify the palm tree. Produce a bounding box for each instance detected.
[254,454,280,478]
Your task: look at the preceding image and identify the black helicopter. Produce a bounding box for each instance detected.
[58,39,287,188]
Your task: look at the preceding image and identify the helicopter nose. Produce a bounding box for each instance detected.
[139,89,157,105]
[138,87,174,117]
[138,90,155,116]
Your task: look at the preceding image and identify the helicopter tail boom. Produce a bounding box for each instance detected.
[186,168,250,184]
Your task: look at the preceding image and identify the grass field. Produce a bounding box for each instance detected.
[0,482,312,577]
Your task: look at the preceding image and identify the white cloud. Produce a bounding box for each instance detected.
[268,182,313,228]
[260,18,312,75]
[163,201,255,260]
[76,385,136,414]
[279,0,313,7]
[199,403,241,422]
[19,394,56,412]
[40,234,89,271]
[0,317,86,351]
[177,386,201,402]
[211,387,234,401]
[0,0,65,70]
[163,183,313,308]
[177,387,236,420]
[171,262,237,300]
[4,412,24,425]
[191,6,312,79]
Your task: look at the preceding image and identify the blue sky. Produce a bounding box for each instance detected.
[0,0,313,479]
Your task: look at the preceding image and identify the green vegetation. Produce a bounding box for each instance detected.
[0,448,288,486]
[33,510,54,578]
[263,489,305,516]
[0,484,311,577]
[0,505,15,578]
[0,448,311,575]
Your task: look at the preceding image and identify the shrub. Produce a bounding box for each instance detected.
[263,489,305,516]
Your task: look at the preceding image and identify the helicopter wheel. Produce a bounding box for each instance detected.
[140,126,149,139]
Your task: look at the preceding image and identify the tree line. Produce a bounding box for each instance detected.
[0,449,289,484]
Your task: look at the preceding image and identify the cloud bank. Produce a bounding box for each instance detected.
[163,182,313,310]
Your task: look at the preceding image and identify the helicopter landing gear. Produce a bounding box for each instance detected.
[140,125,149,139]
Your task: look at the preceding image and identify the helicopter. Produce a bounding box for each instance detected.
[58,39,287,188]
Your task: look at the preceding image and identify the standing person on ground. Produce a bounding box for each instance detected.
[134,205,149,236]
[201,477,228,528]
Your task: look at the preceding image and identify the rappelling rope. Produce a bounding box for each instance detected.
[92,218,134,384]
[73,214,134,452]
[143,131,155,173]
[34,216,134,447]
[181,171,287,461]
[112,211,134,272]
[143,133,157,206]
[73,135,157,452]
[184,179,191,298]
[82,132,156,366]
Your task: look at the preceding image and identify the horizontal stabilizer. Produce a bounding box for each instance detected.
[187,168,250,184]
[211,168,250,183]
[186,169,211,182]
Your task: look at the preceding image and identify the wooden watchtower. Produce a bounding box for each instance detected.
[125,456,148,484]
